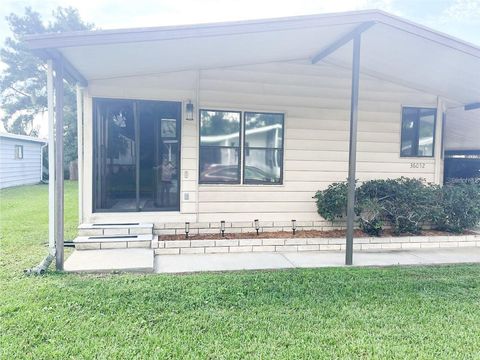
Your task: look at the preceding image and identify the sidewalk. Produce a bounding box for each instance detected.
[155,247,480,273]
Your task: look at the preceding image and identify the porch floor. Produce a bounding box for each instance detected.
[155,247,480,274]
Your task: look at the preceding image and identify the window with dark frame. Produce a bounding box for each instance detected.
[400,107,436,157]
[14,145,23,159]
[199,110,241,184]
[199,109,284,185]
[244,112,284,184]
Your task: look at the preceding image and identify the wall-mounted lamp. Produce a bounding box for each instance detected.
[292,219,297,236]
[185,222,190,239]
[185,100,194,121]
[254,219,260,235]
[220,220,226,237]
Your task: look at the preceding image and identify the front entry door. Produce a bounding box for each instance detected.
[138,100,181,211]
[93,98,181,212]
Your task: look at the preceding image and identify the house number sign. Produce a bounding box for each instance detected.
[410,162,426,169]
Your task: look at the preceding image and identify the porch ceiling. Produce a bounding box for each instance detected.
[25,10,480,106]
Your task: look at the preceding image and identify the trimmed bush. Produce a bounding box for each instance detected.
[432,182,480,233]
[313,182,348,222]
[313,177,480,235]
[358,178,438,235]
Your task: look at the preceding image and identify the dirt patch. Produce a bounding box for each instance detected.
[160,229,471,241]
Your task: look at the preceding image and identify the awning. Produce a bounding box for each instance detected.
[25,10,480,106]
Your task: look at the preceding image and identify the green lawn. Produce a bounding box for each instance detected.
[1,183,480,359]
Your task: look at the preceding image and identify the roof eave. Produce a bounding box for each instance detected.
[22,10,480,60]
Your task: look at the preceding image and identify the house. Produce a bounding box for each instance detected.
[0,133,46,189]
[24,10,480,269]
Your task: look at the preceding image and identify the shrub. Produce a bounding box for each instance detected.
[313,182,348,222]
[432,182,480,233]
[315,177,439,235]
[355,197,384,236]
[357,177,437,235]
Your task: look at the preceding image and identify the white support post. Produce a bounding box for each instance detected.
[76,85,84,224]
[345,34,362,266]
[434,97,445,185]
[47,59,55,254]
[54,61,64,271]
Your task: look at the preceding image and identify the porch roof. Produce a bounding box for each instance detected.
[24,10,480,107]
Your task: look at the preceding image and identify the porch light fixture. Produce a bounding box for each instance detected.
[220,220,226,237]
[185,100,194,121]
[292,219,297,235]
[254,219,260,235]
[185,222,190,239]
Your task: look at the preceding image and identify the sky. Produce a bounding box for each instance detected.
[0,0,479,135]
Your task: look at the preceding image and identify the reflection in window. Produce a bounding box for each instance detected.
[400,107,436,157]
[199,110,241,183]
[244,112,284,184]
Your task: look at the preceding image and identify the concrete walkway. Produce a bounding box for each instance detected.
[65,249,154,273]
[155,247,480,274]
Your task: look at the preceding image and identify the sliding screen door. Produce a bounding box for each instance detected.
[93,98,181,212]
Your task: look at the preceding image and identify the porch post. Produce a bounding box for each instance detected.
[345,34,361,266]
[54,60,65,271]
[47,59,55,253]
[76,85,84,224]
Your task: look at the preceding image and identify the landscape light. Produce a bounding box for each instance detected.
[254,219,260,235]
[185,222,190,239]
[220,220,226,237]
[292,219,297,235]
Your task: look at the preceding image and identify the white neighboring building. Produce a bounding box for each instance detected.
[0,133,46,189]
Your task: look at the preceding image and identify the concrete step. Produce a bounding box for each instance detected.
[65,249,154,273]
[78,223,153,237]
[74,234,157,250]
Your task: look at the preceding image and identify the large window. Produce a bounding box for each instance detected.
[199,110,284,184]
[400,107,436,157]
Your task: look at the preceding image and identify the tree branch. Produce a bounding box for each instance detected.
[8,85,31,98]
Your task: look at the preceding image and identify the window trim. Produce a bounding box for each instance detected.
[243,111,284,185]
[14,145,24,160]
[198,109,242,185]
[400,106,437,158]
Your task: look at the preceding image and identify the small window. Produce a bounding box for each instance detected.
[244,112,284,184]
[14,145,23,160]
[199,110,241,184]
[400,107,436,157]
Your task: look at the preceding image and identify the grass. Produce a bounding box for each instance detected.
[1,182,480,359]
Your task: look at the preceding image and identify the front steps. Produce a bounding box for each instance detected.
[78,223,153,237]
[74,234,157,250]
[75,223,155,250]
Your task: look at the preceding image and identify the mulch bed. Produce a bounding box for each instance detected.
[159,229,470,241]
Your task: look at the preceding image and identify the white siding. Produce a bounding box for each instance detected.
[0,137,43,189]
[83,61,441,224]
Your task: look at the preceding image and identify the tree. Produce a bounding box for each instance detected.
[0,7,93,172]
